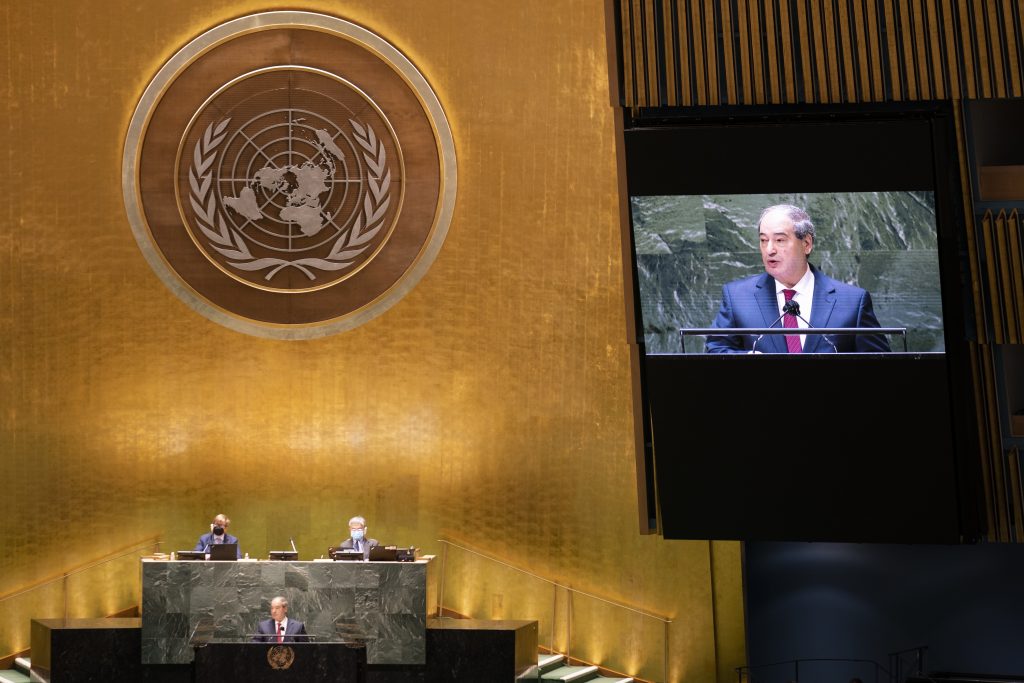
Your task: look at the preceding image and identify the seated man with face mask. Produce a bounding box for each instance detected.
[194,513,241,559]
[339,515,378,559]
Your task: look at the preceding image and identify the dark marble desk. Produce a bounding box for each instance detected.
[31,618,142,683]
[141,559,429,666]
[426,618,538,682]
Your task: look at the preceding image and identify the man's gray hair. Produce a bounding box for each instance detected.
[758,204,815,240]
[348,515,367,527]
[272,596,288,607]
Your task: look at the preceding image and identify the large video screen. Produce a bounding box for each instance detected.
[630,191,944,354]
[622,104,982,543]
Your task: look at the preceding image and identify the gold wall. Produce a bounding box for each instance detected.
[0,1,744,681]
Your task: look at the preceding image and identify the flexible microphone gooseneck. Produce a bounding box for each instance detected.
[785,301,838,353]
[752,299,800,353]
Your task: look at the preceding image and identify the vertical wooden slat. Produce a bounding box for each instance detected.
[995,211,1020,343]
[927,0,950,98]
[896,0,917,99]
[750,0,767,102]
[628,0,647,107]
[951,107,988,345]
[882,1,902,99]
[849,0,870,100]
[991,0,1012,97]
[631,0,647,107]
[815,0,831,100]
[941,0,963,99]
[863,0,883,100]
[807,0,828,101]
[721,0,738,103]
[798,1,818,101]
[835,0,856,101]
[677,0,694,106]
[703,1,719,103]
[986,0,1008,96]
[764,0,781,102]
[644,1,662,104]
[971,0,994,96]
[1010,447,1024,543]
[778,0,797,101]
[976,346,999,538]
[661,0,678,106]
[1005,210,1024,342]
[736,0,754,103]
[689,0,706,104]
[1003,0,1023,97]
[620,1,637,109]
[911,0,934,99]
[950,0,974,97]
[982,212,1006,344]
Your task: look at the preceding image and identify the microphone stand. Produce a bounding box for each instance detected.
[752,301,799,353]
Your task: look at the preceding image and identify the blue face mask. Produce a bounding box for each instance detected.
[351,529,365,541]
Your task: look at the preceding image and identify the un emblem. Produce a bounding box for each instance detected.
[124,12,456,338]
[266,645,295,670]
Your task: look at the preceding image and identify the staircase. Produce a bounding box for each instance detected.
[517,652,636,682]
[0,656,30,683]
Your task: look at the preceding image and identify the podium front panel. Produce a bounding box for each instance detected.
[141,559,428,666]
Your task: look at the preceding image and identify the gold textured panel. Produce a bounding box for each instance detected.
[0,1,743,681]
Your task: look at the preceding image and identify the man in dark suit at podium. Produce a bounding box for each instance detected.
[253,596,308,643]
[705,204,891,354]
[339,515,378,559]
[193,513,242,558]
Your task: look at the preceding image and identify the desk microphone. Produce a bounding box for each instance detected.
[752,299,800,353]
[785,301,838,353]
[290,538,298,554]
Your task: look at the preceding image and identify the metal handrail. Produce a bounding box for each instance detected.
[435,538,670,622]
[736,656,890,683]
[888,645,928,682]
[0,536,163,604]
[436,538,671,681]
[0,537,163,662]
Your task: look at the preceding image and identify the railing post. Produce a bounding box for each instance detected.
[63,572,69,622]
[565,587,572,662]
[551,582,558,654]
[437,541,448,618]
[664,618,670,683]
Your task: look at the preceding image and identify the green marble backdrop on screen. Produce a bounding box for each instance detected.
[630,192,943,354]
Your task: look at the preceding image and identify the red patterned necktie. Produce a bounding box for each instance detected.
[783,289,802,353]
[277,623,284,643]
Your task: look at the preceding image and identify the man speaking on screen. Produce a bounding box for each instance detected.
[704,204,891,354]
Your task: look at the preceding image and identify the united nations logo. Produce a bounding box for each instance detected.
[123,12,456,338]
[266,644,295,670]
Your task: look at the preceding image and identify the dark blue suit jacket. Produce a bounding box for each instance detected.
[193,532,241,558]
[704,266,891,354]
[253,618,308,643]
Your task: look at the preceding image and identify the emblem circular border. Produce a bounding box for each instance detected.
[123,12,456,339]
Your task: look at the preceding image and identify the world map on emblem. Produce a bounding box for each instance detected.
[179,69,402,292]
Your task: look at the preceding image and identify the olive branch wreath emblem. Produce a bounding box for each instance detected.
[188,117,392,281]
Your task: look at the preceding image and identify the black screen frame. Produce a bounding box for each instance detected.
[622,101,982,543]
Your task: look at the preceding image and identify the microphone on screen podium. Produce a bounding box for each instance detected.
[751,299,800,353]
[785,301,839,353]
[290,538,298,553]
